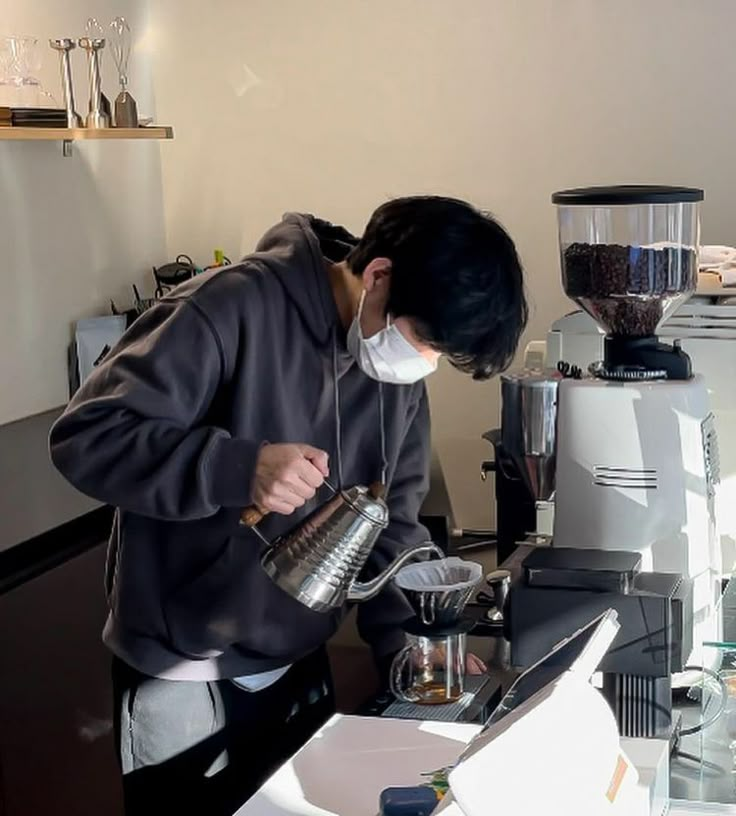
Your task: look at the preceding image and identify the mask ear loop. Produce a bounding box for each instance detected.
[355,290,368,338]
[358,288,393,337]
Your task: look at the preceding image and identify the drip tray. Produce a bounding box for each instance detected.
[377,674,501,724]
[382,691,475,722]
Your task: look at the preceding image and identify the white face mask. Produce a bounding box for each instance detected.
[346,291,438,385]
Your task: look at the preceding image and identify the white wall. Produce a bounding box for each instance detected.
[147,0,736,528]
[0,0,167,425]
[5,1,736,529]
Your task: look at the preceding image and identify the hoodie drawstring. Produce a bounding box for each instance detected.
[378,381,388,486]
[331,331,345,490]
[331,329,389,494]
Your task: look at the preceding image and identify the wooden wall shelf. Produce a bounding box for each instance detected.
[0,125,174,156]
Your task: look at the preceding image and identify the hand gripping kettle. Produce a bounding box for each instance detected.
[241,483,442,613]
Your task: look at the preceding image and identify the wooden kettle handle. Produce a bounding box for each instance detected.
[240,505,268,527]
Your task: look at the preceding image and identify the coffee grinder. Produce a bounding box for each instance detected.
[550,186,721,654]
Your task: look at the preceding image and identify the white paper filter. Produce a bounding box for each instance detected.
[394,557,483,592]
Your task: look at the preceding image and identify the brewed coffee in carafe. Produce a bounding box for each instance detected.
[390,622,471,704]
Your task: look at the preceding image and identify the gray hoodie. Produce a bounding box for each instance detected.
[50,214,430,681]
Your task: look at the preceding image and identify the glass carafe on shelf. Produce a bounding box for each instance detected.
[0,36,56,107]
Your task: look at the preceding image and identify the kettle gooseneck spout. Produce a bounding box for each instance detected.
[346,541,445,603]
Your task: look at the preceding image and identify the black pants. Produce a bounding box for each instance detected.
[111,650,335,816]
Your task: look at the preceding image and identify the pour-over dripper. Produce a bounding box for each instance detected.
[394,557,482,627]
[553,186,703,339]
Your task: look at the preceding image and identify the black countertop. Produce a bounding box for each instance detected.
[0,408,111,593]
[0,407,100,554]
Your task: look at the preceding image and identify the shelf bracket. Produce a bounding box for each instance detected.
[62,139,73,158]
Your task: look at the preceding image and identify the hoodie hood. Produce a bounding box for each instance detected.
[253,213,359,346]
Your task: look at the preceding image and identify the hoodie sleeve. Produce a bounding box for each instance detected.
[356,385,431,661]
[49,298,259,520]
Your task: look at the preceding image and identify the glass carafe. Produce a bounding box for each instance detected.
[390,620,470,705]
[0,36,55,107]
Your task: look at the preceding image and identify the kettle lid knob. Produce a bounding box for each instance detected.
[342,484,389,526]
[368,481,385,499]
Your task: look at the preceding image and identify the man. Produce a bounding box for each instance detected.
[50,196,527,815]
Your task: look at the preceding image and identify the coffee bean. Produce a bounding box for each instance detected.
[562,243,696,336]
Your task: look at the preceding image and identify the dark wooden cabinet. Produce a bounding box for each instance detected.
[0,544,122,816]
[0,527,391,816]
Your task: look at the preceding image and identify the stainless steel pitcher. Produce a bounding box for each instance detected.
[500,369,561,503]
[241,483,441,613]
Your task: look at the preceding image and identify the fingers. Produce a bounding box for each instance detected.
[251,443,330,518]
[284,449,328,500]
[258,496,296,515]
[293,457,326,490]
[297,445,330,478]
[256,483,308,514]
[466,654,487,675]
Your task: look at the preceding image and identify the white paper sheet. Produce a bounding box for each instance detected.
[235,715,479,816]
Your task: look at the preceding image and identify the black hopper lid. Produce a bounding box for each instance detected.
[552,185,704,206]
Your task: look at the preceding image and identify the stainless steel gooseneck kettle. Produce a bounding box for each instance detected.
[241,482,441,613]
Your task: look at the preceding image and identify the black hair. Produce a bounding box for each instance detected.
[348,196,528,380]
